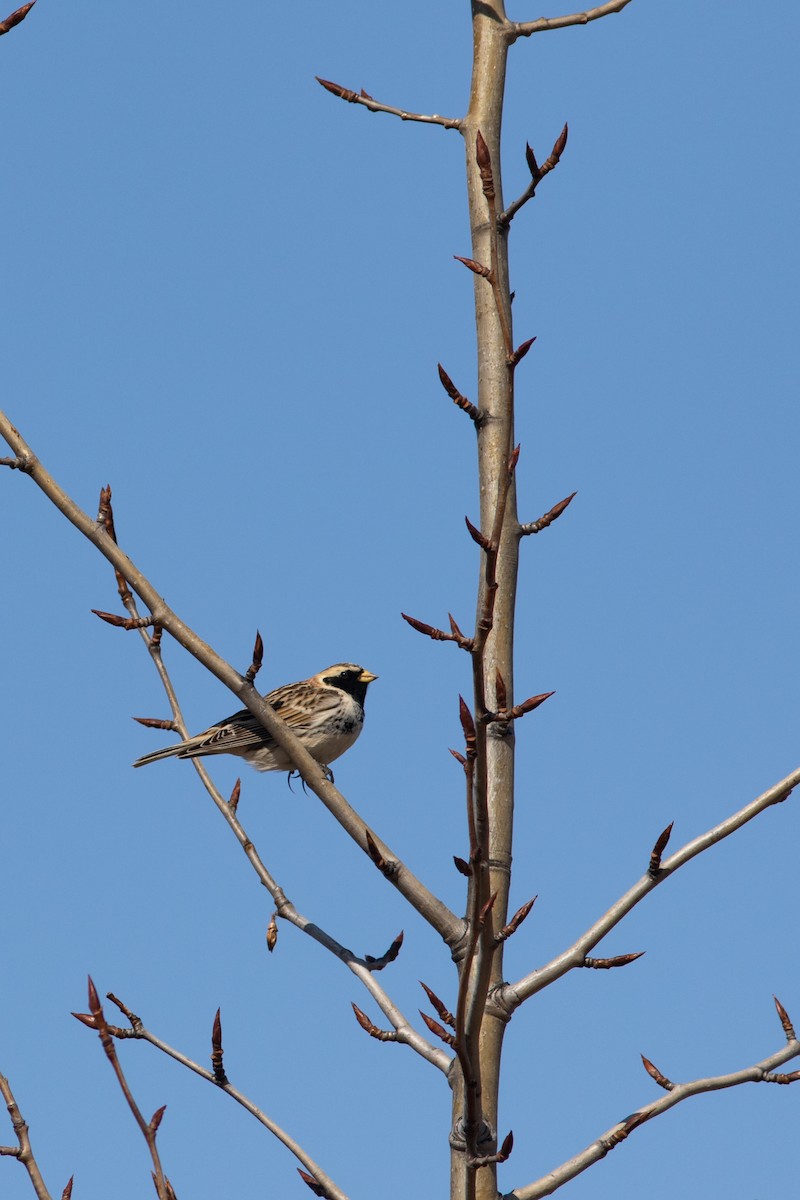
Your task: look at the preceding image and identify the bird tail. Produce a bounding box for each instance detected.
[133,741,191,768]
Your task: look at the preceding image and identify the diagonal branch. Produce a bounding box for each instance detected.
[0,413,463,950]
[95,995,351,1200]
[97,489,450,1076]
[316,76,462,130]
[493,766,800,1015]
[505,1000,800,1199]
[510,0,635,40]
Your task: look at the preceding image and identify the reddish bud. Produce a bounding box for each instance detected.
[454,254,491,279]
[149,1105,167,1133]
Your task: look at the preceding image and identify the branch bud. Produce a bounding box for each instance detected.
[229,777,241,814]
[774,995,797,1042]
[649,822,674,875]
[475,130,495,202]
[297,1168,327,1197]
[0,3,37,38]
[464,515,491,551]
[437,363,480,422]
[641,1054,674,1091]
[245,629,264,683]
[509,336,536,367]
[454,254,491,279]
[419,1009,455,1047]
[149,1104,167,1133]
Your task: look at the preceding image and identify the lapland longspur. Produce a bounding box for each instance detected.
[133,663,377,774]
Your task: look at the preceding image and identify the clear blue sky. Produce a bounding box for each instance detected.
[1,2,798,1198]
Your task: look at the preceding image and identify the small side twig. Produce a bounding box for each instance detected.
[510,997,800,1200]
[316,76,461,130]
[500,124,569,225]
[510,0,634,39]
[96,991,352,1200]
[581,952,644,970]
[76,978,173,1200]
[401,611,474,652]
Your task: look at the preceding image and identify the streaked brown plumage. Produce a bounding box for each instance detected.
[133,663,377,774]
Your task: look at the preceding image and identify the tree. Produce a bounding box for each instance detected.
[1,2,798,1198]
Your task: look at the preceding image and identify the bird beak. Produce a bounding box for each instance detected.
[359,669,378,683]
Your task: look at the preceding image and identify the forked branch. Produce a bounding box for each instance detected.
[77,993,350,1200]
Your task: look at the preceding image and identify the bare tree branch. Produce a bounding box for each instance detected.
[316,77,462,130]
[0,1073,54,1200]
[89,490,451,1075]
[510,0,635,40]
[94,995,351,1200]
[0,413,463,949]
[80,979,173,1200]
[505,1000,800,1199]
[493,767,800,1015]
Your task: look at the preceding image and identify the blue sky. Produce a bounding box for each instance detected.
[1,2,798,1198]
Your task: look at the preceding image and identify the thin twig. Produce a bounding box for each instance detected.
[315,76,462,130]
[103,998,352,1200]
[82,979,172,1200]
[510,0,635,40]
[505,1007,800,1199]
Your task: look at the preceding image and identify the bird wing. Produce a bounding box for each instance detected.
[179,680,345,757]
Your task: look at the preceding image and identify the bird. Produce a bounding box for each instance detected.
[133,663,377,775]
